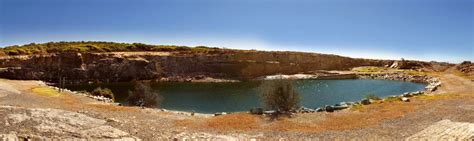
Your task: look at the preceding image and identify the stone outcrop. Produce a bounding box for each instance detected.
[390,60,452,71]
[456,61,474,76]
[1,106,140,140]
[0,51,392,83]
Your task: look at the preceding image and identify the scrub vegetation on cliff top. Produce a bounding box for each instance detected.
[0,41,226,56]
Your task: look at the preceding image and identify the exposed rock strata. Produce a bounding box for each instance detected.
[0,52,391,82]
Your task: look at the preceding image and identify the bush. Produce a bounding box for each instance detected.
[365,94,381,100]
[259,79,300,113]
[91,87,115,101]
[384,96,401,102]
[0,50,6,56]
[127,82,162,108]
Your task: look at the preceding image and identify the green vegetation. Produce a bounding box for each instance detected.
[383,96,400,102]
[365,94,381,100]
[396,69,426,76]
[350,104,364,111]
[91,87,115,101]
[259,79,300,113]
[0,41,224,55]
[127,82,162,108]
[352,66,386,73]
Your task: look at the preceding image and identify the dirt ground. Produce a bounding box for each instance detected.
[0,67,473,140]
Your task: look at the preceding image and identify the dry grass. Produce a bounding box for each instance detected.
[31,87,62,97]
[394,69,429,76]
[189,93,466,133]
[350,104,364,111]
[177,113,261,132]
[416,93,462,101]
[383,96,401,102]
[452,70,474,80]
[184,99,417,133]
[174,119,195,127]
[203,113,261,131]
[265,99,417,133]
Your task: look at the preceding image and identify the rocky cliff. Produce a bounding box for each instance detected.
[0,51,392,83]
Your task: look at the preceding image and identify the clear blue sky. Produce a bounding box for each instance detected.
[1,0,472,63]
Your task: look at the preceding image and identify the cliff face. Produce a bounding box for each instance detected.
[0,51,392,82]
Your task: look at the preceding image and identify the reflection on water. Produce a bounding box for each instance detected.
[65,79,425,113]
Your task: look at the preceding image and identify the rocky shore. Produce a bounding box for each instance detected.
[357,73,441,92]
[266,71,443,114]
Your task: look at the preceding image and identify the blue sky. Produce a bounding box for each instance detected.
[0,0,472,63]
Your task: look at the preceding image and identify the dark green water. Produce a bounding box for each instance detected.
[65,79,425,113]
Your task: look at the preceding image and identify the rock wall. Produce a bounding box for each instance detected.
[0,51,392,82]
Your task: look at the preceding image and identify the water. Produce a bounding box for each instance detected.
[65,79,426,113]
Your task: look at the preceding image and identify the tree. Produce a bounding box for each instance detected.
[259,79,300,114]
[127,82,162,108]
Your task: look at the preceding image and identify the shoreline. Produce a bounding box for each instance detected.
[42,69,441,115]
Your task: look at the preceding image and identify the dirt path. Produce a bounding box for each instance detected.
[0,67,473,140]
[435,67,473,94]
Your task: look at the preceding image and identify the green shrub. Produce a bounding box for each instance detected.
[91,87,115,101]
[384,96,401,102]
[259,79,300,113]
[127,82,162,108]
[365,94,381,100]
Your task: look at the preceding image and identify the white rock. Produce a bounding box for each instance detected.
[401,97,410,102]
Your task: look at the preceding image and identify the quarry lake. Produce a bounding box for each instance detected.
[65,79,426,113]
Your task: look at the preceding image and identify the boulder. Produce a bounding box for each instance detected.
[413,91,424,95]
[249,108,263,115]
[214,112,227,116]
[299,107,315,113]
[361,99,371,105]
[344,102,356,105]
[325,105,334,112]
[263,110,277,115]
[333,104,349,110]
[401,97,410,102]
[315,108,324,112]
[403,93,414,97]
